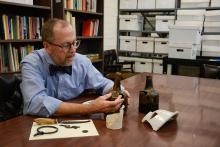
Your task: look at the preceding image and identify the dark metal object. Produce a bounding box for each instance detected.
[60,120,91,124]
[34,126,58,137]
[59,124,80,129]
[82,130,88,133]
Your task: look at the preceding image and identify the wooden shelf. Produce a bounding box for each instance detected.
[0,39,42,43]
[65,9,103,16]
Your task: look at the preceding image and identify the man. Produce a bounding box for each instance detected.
[20,18,130,117]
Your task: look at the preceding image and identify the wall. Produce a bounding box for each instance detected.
[104,0,118,50]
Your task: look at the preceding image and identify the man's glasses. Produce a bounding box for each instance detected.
[47,40,80,51]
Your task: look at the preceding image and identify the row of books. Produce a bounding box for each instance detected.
[82,19,99,37]
[0,44,36,72]
[0,14,44,40]
[64,0,97,12]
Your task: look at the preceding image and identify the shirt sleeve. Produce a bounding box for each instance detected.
[84,59,114,95]
[20,55,62,117]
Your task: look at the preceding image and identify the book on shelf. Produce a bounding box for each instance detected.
[0,14,44,40]
[82,19,99,36]
[0,43,35,72]
[65,0,97,12]
[65,12,76,35]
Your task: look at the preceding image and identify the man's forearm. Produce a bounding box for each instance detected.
[54,102,94,116]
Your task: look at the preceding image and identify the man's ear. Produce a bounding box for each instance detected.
[43,41,52,54]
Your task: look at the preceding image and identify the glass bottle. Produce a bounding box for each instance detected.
[139,75,159,114]
[110,72,128,113]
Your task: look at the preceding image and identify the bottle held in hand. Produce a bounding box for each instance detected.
[109,72,128,113]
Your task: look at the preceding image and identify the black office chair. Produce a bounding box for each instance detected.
[202,64,220,79]
[104,49,135,75]
[0,74,23,121]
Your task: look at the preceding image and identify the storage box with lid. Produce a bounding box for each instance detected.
[168,44,198,59]
[120,36,136,51]
[169,25,202,44]
[211,0,220,7]
[202,48,220,56]
[154,38,169,53]
[119,15,144,31]
[134,58,153,73]
[181,0,210,8]
[204,22,220,32]
[156,0,175,8]
[138,0,155,9]
[205,10,220,21]
[136,37,154,53]
[177,9,206,21]
[120,0,137,9]
[175,20,204,30]
[155,15,175,31]
[152,59,172,74]
[202,35,220,56]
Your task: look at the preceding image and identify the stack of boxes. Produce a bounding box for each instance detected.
[168,9,205,59]
[202,10,220,56]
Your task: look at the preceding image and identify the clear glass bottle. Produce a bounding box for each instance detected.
[139,75,159,114]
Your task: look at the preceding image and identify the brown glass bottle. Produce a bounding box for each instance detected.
[109,72,128,113]
[139,75,159,114]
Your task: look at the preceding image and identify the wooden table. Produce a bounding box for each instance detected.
[0,73,220,147]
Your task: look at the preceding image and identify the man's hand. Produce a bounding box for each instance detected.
[89,93,124,113]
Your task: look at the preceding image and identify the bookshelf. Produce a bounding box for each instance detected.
[0,0,52,74]
[53,0,104,72]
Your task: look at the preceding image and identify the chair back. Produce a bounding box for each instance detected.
[0,75,23,121]
[104,49,118,65]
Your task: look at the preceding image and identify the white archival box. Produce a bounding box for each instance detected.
[177,9,206,21]
[202,48,220,56]
[202,35,220,56]
[205,10,220,21]
[152,59,172,74]
[155,15,175,31]
[168,43,198,59]
[211,0,220,7]
[138,0,155,9]
[175,20,204,30]
[120,36,137,51]
[134,58,153,73]
[119,15,144,31]
[154,38,169,54]
[136,37,154,53]
[204,21,220,32]
[169,25,202,44]
[120,0,137,9]
[181,0,210,8]
[202,35,220,47]
[156,0,175,8]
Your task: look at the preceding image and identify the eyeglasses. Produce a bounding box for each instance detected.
[47,40,80,51]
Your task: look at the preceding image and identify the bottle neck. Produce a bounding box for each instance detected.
[145,76,153,90]
[113,75,122,91]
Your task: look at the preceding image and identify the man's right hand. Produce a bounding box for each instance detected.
[89,93,124,113]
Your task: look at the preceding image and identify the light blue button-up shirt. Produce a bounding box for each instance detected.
[20,49,113,117]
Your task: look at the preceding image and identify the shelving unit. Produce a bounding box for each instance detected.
[53,0,104,72]
[117,0,220,76]
[0,0,52,74]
